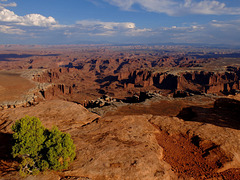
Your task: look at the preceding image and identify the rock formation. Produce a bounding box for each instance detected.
[118,68,240,94]
[1,98,240,179]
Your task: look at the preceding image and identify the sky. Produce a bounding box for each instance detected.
[0,0,240,45]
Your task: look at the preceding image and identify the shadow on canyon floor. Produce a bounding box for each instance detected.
[0,53,60,62]
[177,98,240,130]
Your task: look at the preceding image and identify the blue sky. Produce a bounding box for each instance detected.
[0,0,240,45]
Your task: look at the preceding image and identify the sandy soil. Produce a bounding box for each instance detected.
[156,131,240,179]
[0,71,35,103]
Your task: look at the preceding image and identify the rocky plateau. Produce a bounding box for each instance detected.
[1,45,240,179]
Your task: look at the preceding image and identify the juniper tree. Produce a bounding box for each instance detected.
[44,127,76,170]
[11,116,76,176]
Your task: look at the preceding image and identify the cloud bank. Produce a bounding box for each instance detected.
[104,0,240,16]
[0,1,149,40]
[0,7,57,27]
[0,0,240,45]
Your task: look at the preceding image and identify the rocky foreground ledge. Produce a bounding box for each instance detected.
[0,99,240,179]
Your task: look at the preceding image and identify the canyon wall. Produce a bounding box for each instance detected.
[119,67,240,94]
[30,66,240,105]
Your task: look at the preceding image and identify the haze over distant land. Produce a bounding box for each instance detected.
[0,0,240,45]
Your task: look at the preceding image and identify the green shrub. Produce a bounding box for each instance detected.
[44,127,76,170]
[12,116,45,159]
[37,159,49,171]
[11,116,76,176]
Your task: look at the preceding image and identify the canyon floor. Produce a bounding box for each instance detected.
[1,45,240,179]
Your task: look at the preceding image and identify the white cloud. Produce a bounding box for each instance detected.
[104,0,240,16]
[146,19,240,45]
[76,20,135,30]
[185,0,240,15]
[160,25,204,32]
[0,2,17,7]
[0,4,144,38]
[56,20,152,39]
[0,8,57,27]
[105,0,177,15]
[70,20,140,36]
[20,14,57,27]
[0,24,24,34]
[0,0,16,8]
[1,16,240,45]
[210,19,240,30]
[0,8,18,22]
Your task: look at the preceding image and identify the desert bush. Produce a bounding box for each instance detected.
[11,116,76,176]
[44,127,76,170]
[12,116,45,159]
